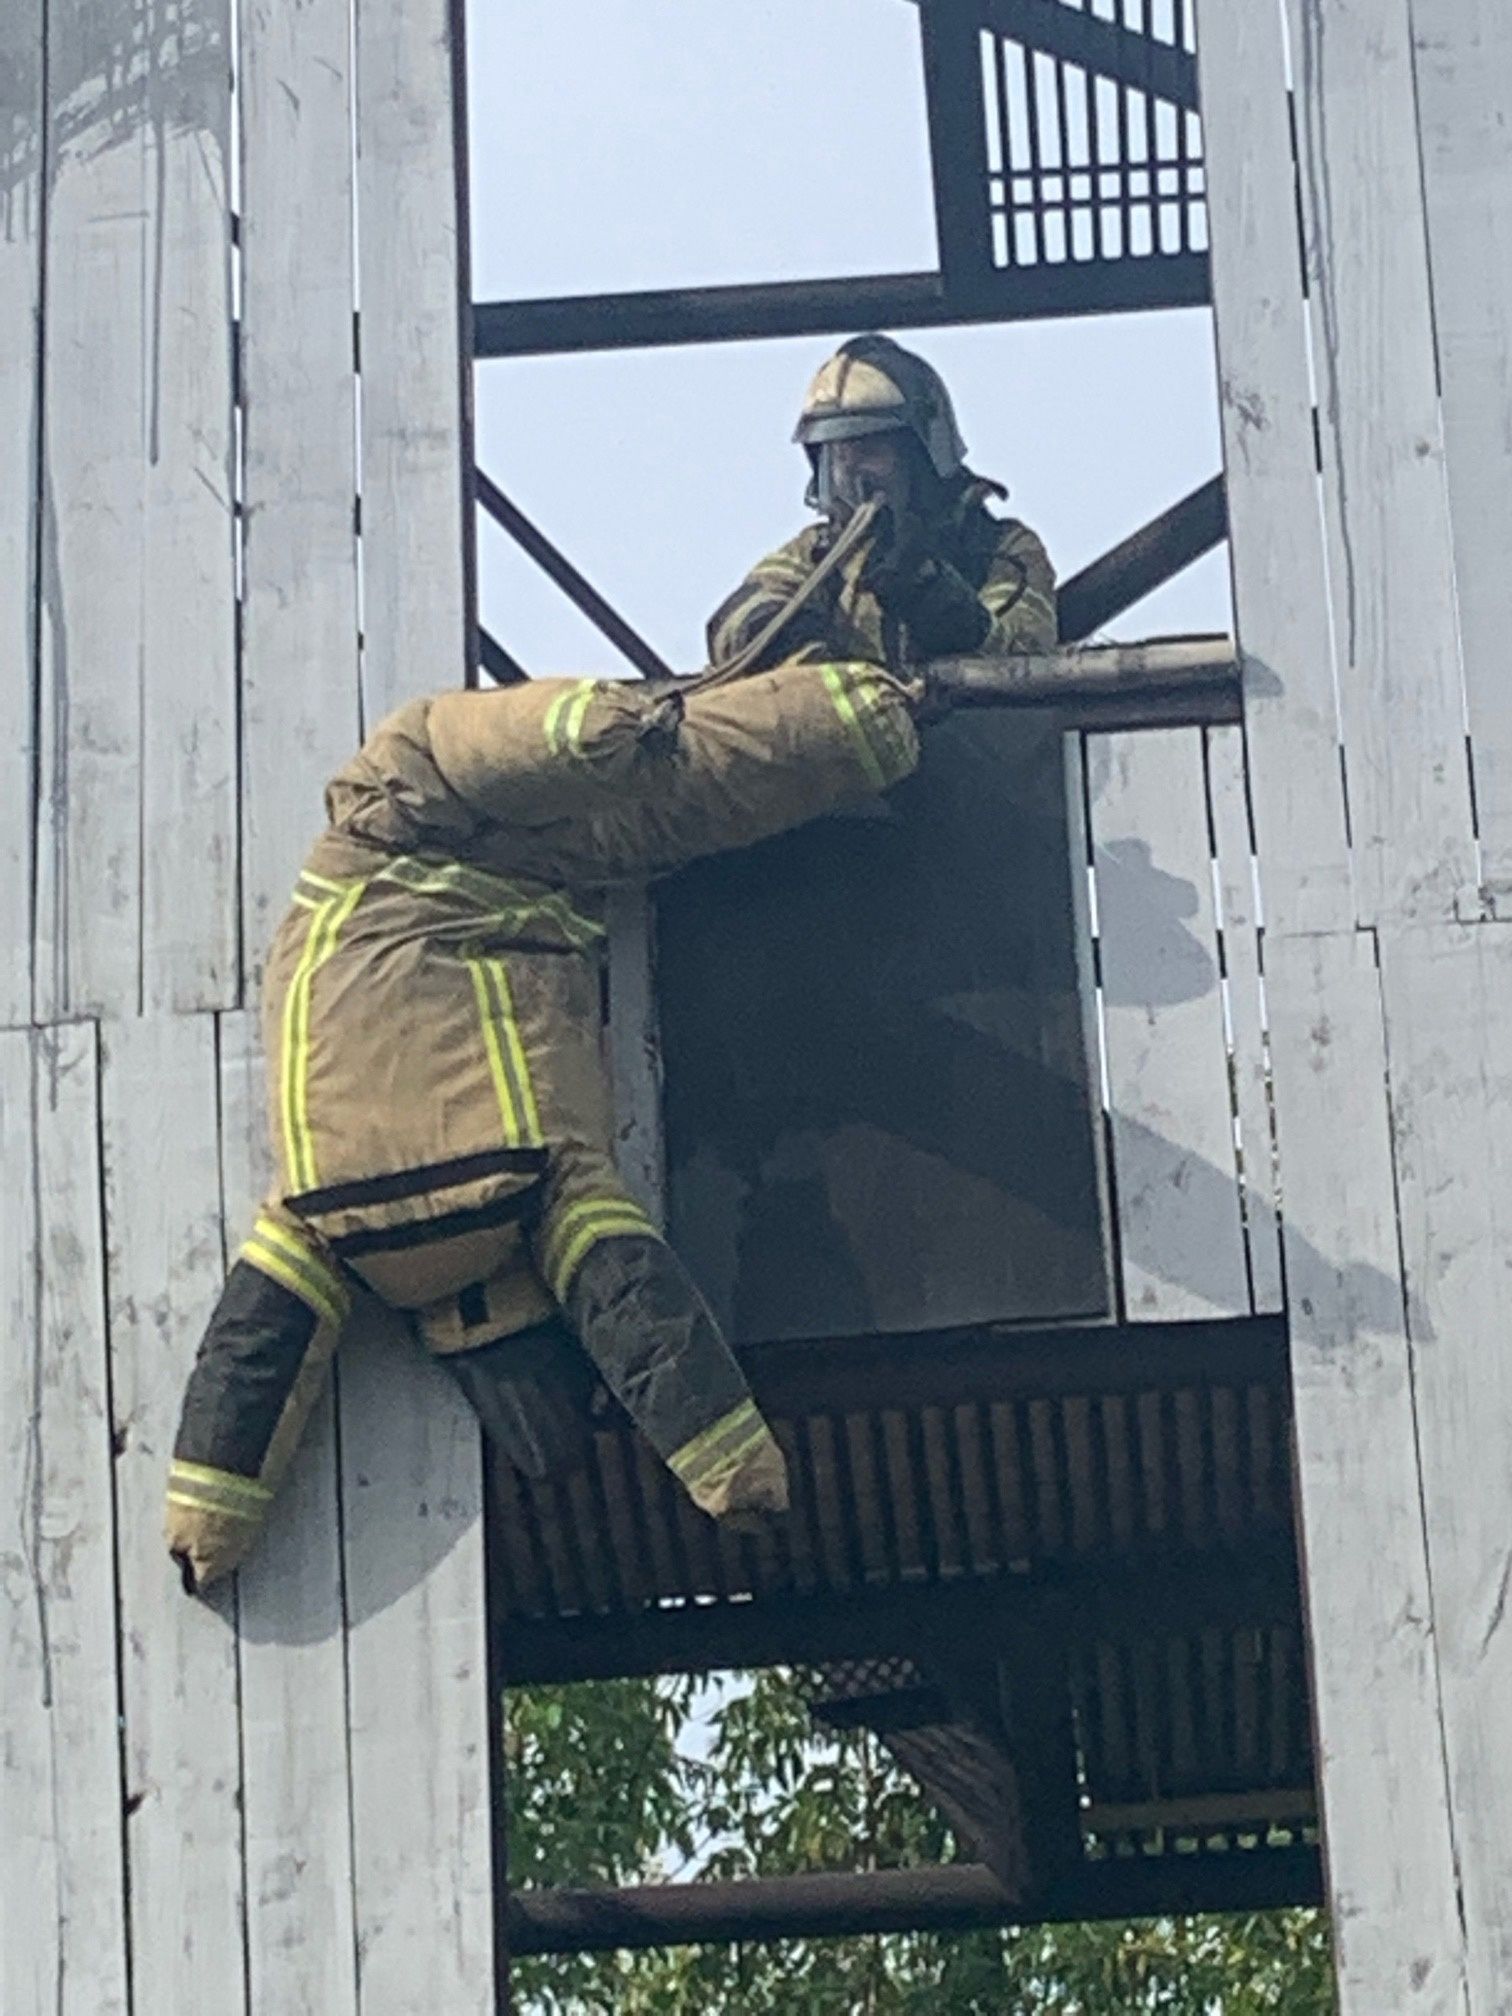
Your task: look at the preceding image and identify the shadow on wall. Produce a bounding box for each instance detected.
[228,1299,491,1646]
[1,0,227,219]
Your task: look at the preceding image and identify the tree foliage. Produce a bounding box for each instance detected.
[507,1671,1336,2014]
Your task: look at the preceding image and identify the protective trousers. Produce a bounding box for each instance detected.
[167,1211,347,1592]
[166,1198,784,1589]
[430,1227,787,1521]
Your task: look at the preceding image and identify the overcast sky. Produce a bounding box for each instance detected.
[464,0,1229,675]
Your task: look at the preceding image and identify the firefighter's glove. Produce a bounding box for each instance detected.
[901,666,956,728]
[862,512,992,656]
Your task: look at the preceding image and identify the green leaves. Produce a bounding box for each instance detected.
[506,1671,1336,2015]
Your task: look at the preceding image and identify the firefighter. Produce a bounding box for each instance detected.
[707,333,1057,674]
[166,655,921,1592]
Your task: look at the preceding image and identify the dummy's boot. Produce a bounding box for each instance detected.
[561,1234,789,1529]
[166,1215,348,1593]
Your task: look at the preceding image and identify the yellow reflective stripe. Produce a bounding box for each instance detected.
[550,1215,657,1298]
[542,683,574,754]
[285,881,367,1191]
[242,1215,349,1330]
[668,1399,769,1489]
[279,903,331,1192]
[298,868,349,898]
[167,1459,273,1522]
[560,680,596,755]
[290,890,321,912]
[820,663,914,792]
[710,584,795,658]
[820,662,885,790]
[170,1459,273,1502]
[985,585,1055,621]
[279,881,367,1194]
[243,1238,345,1332]
[468,956,543,1149]
[166,1489,265,1523]
[469,956,522,1143]
[718,587,779,632]
[543,1196,658,1297]
[485,959,542,1141]
[248,1217,348,1330]
[544,679,596,757]
[851,674,914,779]
[377,854,604,949]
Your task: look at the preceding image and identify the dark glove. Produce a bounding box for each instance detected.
[861,509,991,655]
[857,504,917,590]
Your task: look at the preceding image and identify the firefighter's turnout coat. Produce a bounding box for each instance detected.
[707,478,1057,673]
[166,659,919,1586]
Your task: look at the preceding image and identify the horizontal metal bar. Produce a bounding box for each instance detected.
[1087,1788,1317,1835]
[928,634,1239,726]
[475,469,675,681]
[905,0,1200,110]
[506,1844,1321,1955]
[474,255,1211,359]
[741,1311,1286,1418]
[1058,475,1228,643]
[510,1864,1014,1955]
[499,1536,1301,1686]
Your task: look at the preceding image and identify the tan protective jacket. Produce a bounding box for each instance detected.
[257,658,920,1331]
[706,481,1057,673]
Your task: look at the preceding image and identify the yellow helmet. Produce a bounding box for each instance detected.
[793,334,968,481]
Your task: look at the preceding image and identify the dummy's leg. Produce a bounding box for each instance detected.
[535,1164,789,1528]
[414,1236,596,1480]
[166,1206,348,1593]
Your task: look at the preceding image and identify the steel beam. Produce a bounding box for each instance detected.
[744,1311,1286,1418]
[473,257,1211,359]
[476,469,674,680]
[1057,474,1228,643]
[478,626,528,684]
[499,1537,1301,1685]
[929,633,1239,727]
[506,1846,1321,1955]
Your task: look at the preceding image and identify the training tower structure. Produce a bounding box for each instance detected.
[5,1,1512,2011]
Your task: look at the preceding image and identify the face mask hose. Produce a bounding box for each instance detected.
[688,494,886,693]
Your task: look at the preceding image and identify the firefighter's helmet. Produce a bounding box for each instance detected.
[793,334,968,481]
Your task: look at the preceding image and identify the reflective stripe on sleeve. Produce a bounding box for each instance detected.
[377,853,603,950]
[667,1398,771,1495]
[241,1214,350,1331]
[297,868,350,899]
[167,1459,273,1522]
[543,679,598,758]
[712,585,792,645]
[541,1194,659,1300]
[819,663,915,791]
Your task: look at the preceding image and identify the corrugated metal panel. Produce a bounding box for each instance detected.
[492,1377,1294,1622]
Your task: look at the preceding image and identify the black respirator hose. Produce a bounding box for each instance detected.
[684,494,887,694]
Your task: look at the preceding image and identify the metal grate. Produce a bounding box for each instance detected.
[979,0,1206,274]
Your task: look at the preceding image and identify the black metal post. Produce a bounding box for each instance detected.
[476,469,676,681]
[1057,474,1228,642]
